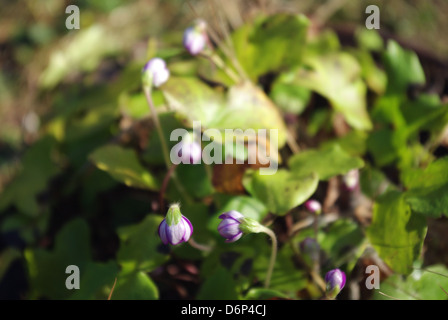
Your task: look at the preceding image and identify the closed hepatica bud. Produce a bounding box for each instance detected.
[183,20,207,55]
[325,268,346,299]
[158,204,193,245]
[218,210,244,243]
[142,57,170,88]
[305,199,322,214]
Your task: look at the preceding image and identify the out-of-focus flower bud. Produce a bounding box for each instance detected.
[305,199,322,214]
[142,57,170,88]
[325,268,346,299]
[183,20,208,55]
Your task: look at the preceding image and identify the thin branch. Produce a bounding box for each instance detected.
[107,278,117,300]
[377,291,401,300]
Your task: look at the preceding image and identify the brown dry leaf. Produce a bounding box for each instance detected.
[212,133,280,194]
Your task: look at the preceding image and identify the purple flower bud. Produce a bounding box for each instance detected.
[343,169,359,191]
[305,199,322,214]
[142,57,170,88]
[218,210,244,243]
[299,237,320,264]
[158,204,193,245]
[183,20,207,55]
[325,268,346,298]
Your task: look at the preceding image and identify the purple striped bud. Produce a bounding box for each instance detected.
[305,199,322,214]
[142,57,170,88]
[218,210,244,243]
[158,204,193,245]
[183,20,207,55]
[325,268,346,299]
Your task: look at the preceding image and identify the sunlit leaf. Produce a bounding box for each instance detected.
[89,145,159,190]
[373,265,448,300]
[242,169,318,216]
[289,144,364,180]
[403,157,448,217]
[366,191,427,275]
[116,214,168,273]
[292,52,372,130]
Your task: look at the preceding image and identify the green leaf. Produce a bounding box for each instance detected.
[196,267,239,300]
[320,130,368,157]
[0,135,60,216]
[292,52,372,130]
[226,14,309,81]
[355,28,384,52]
[373,265,448,300]
[111,271,158,300]
[318,219,364,270]
[353,49,386,94]
[253,245,307,297]
[270,72,311,114]
[403,157,448,217]
[39,25,120,88]
[383,40,425,95]
[69,261,119,300]
[25,218,119,299]
[360,165,395,199]
[116,215,168,273]
[366,191,427,275]
[242,169,318,216]
[89,145,159,190]
[244,288,288,300]
[289,144,364,180]
[0,248,21,281]
[162,77,288,148]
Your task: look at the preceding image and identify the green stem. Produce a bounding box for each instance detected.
[260,226,278,289]
[144,86,171,170]
[188,237,213,252]
[313,212,320,274]
[144,86,193,204]
[204,51,240,83]
[290,240,326,294]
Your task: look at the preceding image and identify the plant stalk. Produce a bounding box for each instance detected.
[261,226,278,289]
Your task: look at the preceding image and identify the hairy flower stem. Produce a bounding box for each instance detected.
[290,240,326,294]
[188,238,213,252]
[202,51,240,83]
[144,87,171,169]
[159,164,178,211]
[260,226,278,289]
[144,87,192,205]
[313,213,320,273]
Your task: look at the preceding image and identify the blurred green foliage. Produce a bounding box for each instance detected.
[1,0,448,301]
